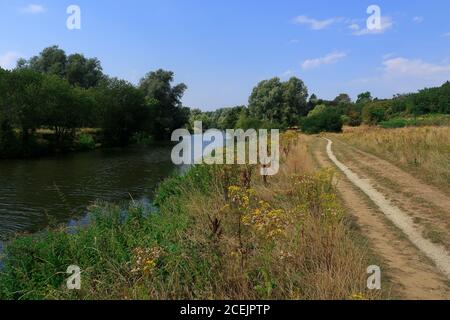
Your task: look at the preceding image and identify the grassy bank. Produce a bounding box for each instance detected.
[336,126,450,190]
[0,134,382,300]
[379,114,450,129]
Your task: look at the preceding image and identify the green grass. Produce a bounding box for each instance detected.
[379,114,450,129]
[0,166,213,300]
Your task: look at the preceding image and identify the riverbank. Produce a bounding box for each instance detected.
[0,144,177,241]
[0,134,384,300]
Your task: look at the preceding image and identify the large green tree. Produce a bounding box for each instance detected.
[248,76,308,127]
[139,69,188,140]
[95,78,149,146]
[17,46,104,89]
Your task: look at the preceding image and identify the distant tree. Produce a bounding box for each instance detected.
[307,104,328,117]
[6,69,47,145]
[282,77,309,122]
[334,93,352,105]
[217,106,245,129]
[300,106,343,134]
[362,101,391,125]
[139,69,188,140]
[41,75,94,149]
[248,76,308,127]
[356,92,373,104]
[96,78,149,146]
[66,54,104,88]
[17,46,104,89]
[307,93,319,113]
[18,46,67,78]
[248,78,284,124]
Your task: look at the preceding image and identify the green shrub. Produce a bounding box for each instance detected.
[362,102,389,125]
[379,114,450,129]
[76,133,96,151]
[300,107,343,134]
[379,118,408,129]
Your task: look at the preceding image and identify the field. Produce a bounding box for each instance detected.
[336,126,450,191]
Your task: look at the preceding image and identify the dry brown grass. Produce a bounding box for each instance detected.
[335,126,450,190]
[150,133,383,300]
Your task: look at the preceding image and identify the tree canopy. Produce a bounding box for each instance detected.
[248,77,309,128]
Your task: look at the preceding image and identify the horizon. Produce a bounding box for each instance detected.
[1,0,450,110]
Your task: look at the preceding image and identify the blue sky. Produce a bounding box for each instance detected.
[1,0,450,110]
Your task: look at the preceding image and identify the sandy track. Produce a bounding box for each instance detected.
[313,137,449,299]
[325,138,450,279]
[332,139,450,216]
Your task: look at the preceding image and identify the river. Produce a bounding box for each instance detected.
[0,145,179,241]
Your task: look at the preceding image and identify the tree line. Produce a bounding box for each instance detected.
[1,45,449,158]
[191,79,450,134]
[0,46,189,158]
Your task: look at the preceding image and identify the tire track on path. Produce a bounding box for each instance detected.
[324,138,450,279]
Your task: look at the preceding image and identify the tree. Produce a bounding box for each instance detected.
[17,46,104,89]
[334,93,352,105]
[6,69,47,145]
[19,46,67,77]
[95,78,149,146]
[66,54,104,88]
[217,106,245,129]
[282,77,309,123]
[0,68,20,156]
[300,106,343,134]
[248,76,308,127]
[356,92,373,104]
[41,75,94,149]
[139,69,188,140]
[362,101,390,125]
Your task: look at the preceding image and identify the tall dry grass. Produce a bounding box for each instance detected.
[336,126,450,190]
[146,133,382,300]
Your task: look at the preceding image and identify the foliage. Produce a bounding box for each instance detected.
[139,69,189,140]
[248,77,309,127]
[93,78,149,147]
[17,45,104,88]
[76,133,96,151]
[300,107,343,134]
[1,46,192,157]
[379,114,450,128]
[361,100,391,125]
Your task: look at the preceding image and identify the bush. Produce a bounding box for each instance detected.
[0,121,21,158]
[362,101,390,125]
[379,118,408,129]
[75,133,96,151]
[300,107,343,134]
[379,114,450,129]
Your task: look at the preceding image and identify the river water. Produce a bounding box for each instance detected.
[0,146,178,240]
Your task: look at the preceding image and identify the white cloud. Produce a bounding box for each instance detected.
[348,23,360,31]
[293,15,342,30]
[413,16,424,23]
[0,52,21,70]
[353,17,393,36]
[288,39,300,44]
[383,57,450,77]
[280,70,293,78]
[443,32,450,37]
[20,4,46,14]
[302,52,347,70]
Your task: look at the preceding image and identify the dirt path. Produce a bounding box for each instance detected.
[330,138,450,252]
[332,138,450,218]
[312,137,449,300]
